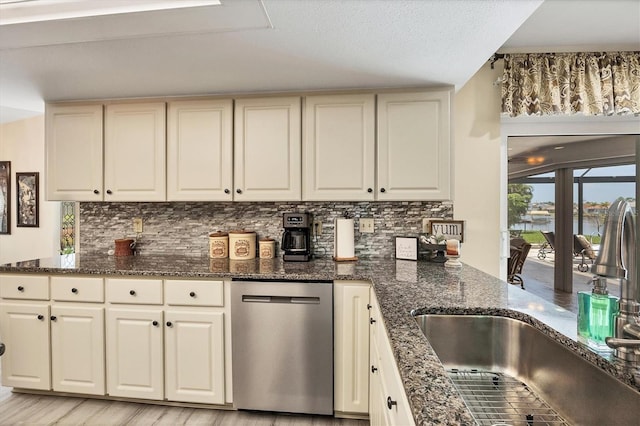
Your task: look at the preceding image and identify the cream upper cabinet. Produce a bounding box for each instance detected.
[334,280,370,415]
[167,99,233,201]
[234,97,301,201]
[104,102,166,201]
[45,104,104,201]
[303,94,375,201]
[377,90,452,201]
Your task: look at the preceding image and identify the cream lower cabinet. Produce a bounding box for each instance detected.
[50,305,105,395]
[164,310,225,404]
[377,90,452,201]
[334,280,370,416]
[0,303,51,390]
[369,291,415,426]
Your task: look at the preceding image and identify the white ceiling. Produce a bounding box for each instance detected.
[0,0,638,124]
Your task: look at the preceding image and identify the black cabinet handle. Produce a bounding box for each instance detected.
[93,189,99,194]
[224,189,230,194]
[17,286,24,292]
[236,189,242,194]
[37,314,44,321]
[51,316,57,321]
[387,396,397,410]
[367,188,373,193]
[166,321,173,327]
[367,303,372,310]
[370,318,376,324]
[371,365,378,373]
[106,189,113,195]
[71,288,78,294]
[380,188,386,193]
[189,291,196,298]
[129,290,136,296]
[152,321,159,327]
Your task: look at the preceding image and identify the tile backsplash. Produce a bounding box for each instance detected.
[79,201,453,258]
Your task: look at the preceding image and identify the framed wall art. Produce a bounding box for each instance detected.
[395,236,418,261]
[0,161,10,234]
[428,219,465,243]
[17,172,39,228]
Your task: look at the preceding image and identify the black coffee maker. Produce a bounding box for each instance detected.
[281,212,312,262]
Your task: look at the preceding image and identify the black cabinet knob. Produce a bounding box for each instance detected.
[152,321,159,327]
[37,314,44,321]
[370,318,376,324]
[367,188,373,193]
[236,189,242,194]
[380,188,386,193]
[224,189,230,194]
[106,189,113,195]
[189,291,196,298]
[71,288,78,294]
[166,321,173,327]
[51,316,57,321]
[371,365,378,373]
[367,303,372,310]
[17,286,24,292]
[387,396,397,410]
[129,290,136,296]
[93,189,100,194]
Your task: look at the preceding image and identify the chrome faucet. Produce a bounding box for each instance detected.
[592,197,640,362]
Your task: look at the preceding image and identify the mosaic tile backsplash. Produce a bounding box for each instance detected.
[79,201,453,258]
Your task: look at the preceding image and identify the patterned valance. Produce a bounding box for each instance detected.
[501,51,640,117]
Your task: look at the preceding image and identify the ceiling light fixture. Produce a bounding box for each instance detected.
[554,146,565,150]
[0,0,221,26]
[526,156,545,165]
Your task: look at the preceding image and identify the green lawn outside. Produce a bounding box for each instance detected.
[511,230,601,246]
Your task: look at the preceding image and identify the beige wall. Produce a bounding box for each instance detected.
[0,115,60,264]
[453,63,503,278]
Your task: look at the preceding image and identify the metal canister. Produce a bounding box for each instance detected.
[229,230,256,260]
[259,237,276,259]
[209,232,229,258]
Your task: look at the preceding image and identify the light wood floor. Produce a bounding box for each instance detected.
[0,382,368,426]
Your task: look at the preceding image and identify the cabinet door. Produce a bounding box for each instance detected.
[45,104,103,201]
[303,94,375,201]
[334,281,370,414]
[105,102,166,201]
[234,97,301,201]
[0,303,51,390]
[164,310,225,404]
[167,99,233,201]
[377,91,451,201]
[51,305,105,395]
[106,308,163,399]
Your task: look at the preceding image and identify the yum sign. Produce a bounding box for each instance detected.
[428,220,464,243]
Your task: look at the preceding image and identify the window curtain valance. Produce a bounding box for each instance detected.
[501,51,640,117]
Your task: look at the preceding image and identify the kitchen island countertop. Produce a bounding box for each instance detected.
[1,253,639,425]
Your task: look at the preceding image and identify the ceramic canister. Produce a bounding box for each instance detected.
[209,232,229,258]
[228,230,257,260]
[259,238,276,259]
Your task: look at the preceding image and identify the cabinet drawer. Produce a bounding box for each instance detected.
[0,274,49,300]
[51,276,104,302]
[165,280,224,307]
[106,278,163,305]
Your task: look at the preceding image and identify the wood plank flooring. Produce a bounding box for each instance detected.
[0,371,368,426]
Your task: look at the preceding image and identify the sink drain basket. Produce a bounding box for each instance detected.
[447,369,569,426]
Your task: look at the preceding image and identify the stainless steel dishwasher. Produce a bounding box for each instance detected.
[231,279,333,415]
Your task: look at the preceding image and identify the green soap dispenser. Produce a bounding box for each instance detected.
[577,277,619,349]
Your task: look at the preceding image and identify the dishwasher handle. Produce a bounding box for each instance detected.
[242,295,320,304]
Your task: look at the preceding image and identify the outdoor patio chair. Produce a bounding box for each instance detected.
[508,237,531,289]
[537,231,555,259]
[573,234,597,272]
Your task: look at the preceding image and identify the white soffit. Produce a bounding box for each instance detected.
[0,0,271,49]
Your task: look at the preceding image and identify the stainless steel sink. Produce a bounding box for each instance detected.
[414,314,640,426]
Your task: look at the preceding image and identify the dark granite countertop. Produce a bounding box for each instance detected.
[2,253,639,425]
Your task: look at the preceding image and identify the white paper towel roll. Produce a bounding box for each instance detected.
[334,218,355,259]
